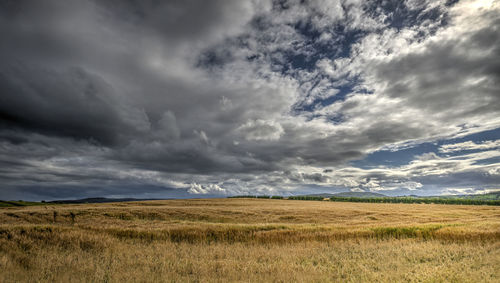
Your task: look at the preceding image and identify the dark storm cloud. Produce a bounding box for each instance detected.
[0,65,127,145]
[0,0,499,200]
[99,0,255,42]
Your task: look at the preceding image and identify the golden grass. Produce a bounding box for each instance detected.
[1,198,499,282]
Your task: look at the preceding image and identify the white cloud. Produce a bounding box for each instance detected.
[188,183,226,195]
[237,119,285,141]
[439,140,500,153]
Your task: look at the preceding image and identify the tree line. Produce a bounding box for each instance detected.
[228,195,500,205]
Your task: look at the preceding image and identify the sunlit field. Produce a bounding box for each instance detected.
[1,198,499,282]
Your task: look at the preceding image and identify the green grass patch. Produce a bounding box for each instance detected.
[372,225,444,239]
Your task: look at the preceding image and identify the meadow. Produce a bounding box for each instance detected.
[0,198,499,282]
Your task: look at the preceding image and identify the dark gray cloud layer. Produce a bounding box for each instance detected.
[0,0,499,200]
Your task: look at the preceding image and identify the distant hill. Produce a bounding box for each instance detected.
[307,191,500,200]
[333,192,387,198]
[435,191,500,200]
[0,197,165,207]
[304,192,387,198]
[0,198,162,207]
[48,197,156,204]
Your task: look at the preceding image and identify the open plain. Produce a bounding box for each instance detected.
[1,198,499,282]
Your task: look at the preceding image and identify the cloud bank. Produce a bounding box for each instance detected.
[0,0,499,200]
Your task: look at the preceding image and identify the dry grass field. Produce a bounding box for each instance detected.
[0,198,499,282]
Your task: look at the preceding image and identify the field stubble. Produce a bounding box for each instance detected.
[0,198,499,282]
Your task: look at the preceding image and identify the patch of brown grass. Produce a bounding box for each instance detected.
[0,198,499,282]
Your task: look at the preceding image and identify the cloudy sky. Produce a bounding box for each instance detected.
[1,0,499,200]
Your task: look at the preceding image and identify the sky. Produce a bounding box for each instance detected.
[0,0,499,201]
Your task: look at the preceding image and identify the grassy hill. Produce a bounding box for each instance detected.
[332,192,387,198]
